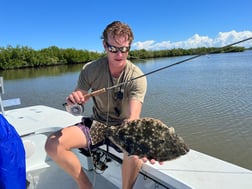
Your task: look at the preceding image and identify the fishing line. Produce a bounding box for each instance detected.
[83,37,252,98]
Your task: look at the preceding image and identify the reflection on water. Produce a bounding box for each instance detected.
[0,64,83,80]
[1,51,252,170]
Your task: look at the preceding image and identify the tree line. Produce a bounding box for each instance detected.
[0,45,246,70]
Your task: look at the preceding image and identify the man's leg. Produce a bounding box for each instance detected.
[45,125,92,189]
[122,153,143,189]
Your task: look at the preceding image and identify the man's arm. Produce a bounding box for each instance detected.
[127,99,143,121]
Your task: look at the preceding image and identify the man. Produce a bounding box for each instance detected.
[45,21,157,189]
[0,114,26,189]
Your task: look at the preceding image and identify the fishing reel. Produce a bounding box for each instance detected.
[92,149,109,172]
[63,103,85,116]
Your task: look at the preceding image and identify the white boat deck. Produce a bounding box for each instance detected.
[4,105,252,189]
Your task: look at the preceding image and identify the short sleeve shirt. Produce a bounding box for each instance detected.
[77,57,147,125]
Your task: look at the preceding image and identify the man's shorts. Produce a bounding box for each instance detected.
[76,117,122,153]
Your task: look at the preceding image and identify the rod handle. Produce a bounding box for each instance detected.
[84,88,106,98]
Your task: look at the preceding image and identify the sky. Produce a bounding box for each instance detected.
[1,0,252,52]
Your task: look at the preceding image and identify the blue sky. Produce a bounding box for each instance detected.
[1,0,252,52]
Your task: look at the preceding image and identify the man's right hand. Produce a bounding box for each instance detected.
[66,89,88,105]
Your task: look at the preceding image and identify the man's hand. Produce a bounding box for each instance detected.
[141,157,164,165]
[66,89,88,105]
[131,155,164,165]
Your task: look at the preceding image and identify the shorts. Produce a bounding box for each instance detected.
[76,117,122,153]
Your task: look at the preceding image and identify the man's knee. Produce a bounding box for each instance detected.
[44,133,59,156]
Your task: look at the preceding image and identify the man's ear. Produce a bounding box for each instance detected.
[103,40,106,49]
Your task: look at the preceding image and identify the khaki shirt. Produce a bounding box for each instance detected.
[77,57,147,125]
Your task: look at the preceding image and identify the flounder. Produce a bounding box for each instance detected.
[89,117,189,161]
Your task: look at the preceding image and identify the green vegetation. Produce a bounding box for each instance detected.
[128,46,246,59]
[0,45,102,70]
[0,45,246,70]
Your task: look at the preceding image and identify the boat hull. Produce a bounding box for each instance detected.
[4,105,252,189]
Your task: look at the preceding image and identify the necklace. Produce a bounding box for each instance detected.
[108,66,125,117]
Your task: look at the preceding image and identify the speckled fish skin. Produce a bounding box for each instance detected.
[89,117,189,161]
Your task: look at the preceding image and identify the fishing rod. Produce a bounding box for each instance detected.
[66,37,252,115]
[87,37,252,93]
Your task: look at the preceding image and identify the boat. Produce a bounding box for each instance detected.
[1,78,252,189]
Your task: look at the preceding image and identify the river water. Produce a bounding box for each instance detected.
[1,50,252,170]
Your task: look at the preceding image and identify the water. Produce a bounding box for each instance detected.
[1,51,252,170]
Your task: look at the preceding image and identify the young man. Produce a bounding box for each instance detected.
[45,21,157,189]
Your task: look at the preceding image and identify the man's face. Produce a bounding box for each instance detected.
[104,33,130,68]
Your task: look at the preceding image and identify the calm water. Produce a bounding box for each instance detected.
[1,51,252,170]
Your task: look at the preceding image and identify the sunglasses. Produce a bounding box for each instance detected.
[106,41,130,53]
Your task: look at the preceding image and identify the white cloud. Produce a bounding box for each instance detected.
[132,30,252,50]
[133,40,156,49]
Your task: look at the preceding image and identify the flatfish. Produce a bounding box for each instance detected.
[89,117,189,161]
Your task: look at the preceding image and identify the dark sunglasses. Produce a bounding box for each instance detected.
[106,41,130,53]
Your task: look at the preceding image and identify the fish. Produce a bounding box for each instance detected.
[89,117,189,161]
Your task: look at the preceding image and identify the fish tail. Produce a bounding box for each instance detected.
[174,135,190,154]
[89,120,108,145]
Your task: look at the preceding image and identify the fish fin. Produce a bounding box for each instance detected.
[108,136,124,152]
[89,120,108,145]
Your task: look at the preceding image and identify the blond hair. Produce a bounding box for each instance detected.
[101,21,134,45]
